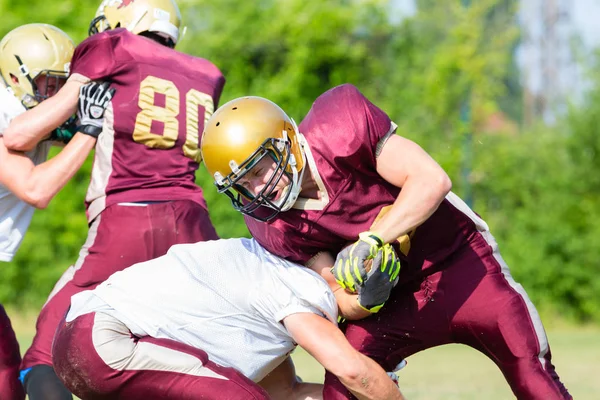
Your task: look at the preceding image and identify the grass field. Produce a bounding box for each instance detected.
[10,310,599,399]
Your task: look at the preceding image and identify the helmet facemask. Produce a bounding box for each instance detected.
[31,70,69,103]
[215,126,306,222]
[8,66,69,108]
[88,15,109,37]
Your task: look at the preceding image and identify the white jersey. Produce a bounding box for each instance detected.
[0,86,51,261]
[68,238,338,382]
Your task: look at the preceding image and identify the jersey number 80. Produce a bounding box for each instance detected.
[133,75,214,163]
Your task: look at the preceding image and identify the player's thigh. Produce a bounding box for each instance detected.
[54,313,267,399]
[343,271,453,371]
[136,200,219,257]
[169,200,219,242]
[446,232,548,363]
[70,206,158,287]
[123,336,269,400]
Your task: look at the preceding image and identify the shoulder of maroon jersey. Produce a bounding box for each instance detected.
[174,51,224,82]
[74,29,129,57]
[305,83,365,119]
[300,83,364,129]
[316,83,364,105]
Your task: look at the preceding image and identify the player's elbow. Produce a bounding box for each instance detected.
[22,189,52,209]
[2,125,34,152]
[328,355,367,386]
[435,169,452,196]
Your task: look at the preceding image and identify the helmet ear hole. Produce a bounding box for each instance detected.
[9,73,18,84]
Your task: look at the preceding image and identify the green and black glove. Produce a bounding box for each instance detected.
[356,244,401,313]
[331,231,386,292]
[49,115,78,144]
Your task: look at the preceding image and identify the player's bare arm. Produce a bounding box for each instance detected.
[0,134,95,209]
[3,78,83,152]
[370,134,452,244]
[0,80,114,208]
[284,312,405,400]
[258,356,323,400]
[307,251,371,320]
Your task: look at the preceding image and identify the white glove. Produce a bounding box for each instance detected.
[76,81,115,138]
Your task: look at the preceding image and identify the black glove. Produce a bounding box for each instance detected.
[332,231,386,292]
[356,244,401,313]
[76,81,115,138]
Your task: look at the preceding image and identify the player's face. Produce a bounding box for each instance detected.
[34,73,66,100]
[236,156,291,203]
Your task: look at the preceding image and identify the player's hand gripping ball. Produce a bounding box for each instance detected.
[356,243,401,312]
[332,231,388,292]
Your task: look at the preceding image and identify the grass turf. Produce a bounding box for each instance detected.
[9,310,599,399]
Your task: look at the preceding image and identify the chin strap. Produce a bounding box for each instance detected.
[279,120,306,212]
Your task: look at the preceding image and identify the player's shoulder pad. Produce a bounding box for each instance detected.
[312,83,364,110]
[77,28,124,48]
[178,52,224,80]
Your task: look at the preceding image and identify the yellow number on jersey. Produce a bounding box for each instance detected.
[133,76,179,149]
[184,89,214,163]
[133,76,214,162]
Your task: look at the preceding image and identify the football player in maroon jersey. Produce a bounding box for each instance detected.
[0,24,116,400]
[3,1,225,399]
[201,86,571,400]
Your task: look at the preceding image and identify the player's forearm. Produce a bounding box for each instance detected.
[287,314,404,400]
[306,252,372,320]
[3,81,80,151]
[25,133,95,208]
[334,288,371,321]
[339,353,405,400]
[371,173,451,244]
[259,357,323,400]
[0,133,94,208]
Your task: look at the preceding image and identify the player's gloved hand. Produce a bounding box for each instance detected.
[49,115,78,143]
[332,231,387,292]
[76,81,115,138]
[356,244,401,313]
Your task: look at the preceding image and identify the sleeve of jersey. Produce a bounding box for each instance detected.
[334,84,395,170]
[0,89,26,134]
[69,33,123,81]
[252,269,338,325]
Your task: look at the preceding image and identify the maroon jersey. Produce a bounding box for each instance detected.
[70,29,225,221]
[246,84,487,282]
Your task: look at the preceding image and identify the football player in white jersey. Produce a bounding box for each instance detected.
[0,23,114,260]
[52,238,405,400]
[0,24,114,400]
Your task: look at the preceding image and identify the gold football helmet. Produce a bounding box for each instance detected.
[0,24,74,108]
[201,96,306,221]
[89,0,182,47]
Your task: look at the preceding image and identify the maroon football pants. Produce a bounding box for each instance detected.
[324,231,571,400]
[22,200,219,370]
[52,311,269,399]
[0,304,24,400]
